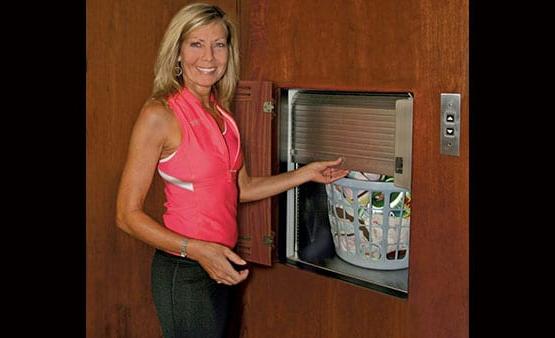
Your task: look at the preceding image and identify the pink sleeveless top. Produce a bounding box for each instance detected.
[157,87,243,249]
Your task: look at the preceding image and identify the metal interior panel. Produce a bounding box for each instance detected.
[288,90,412,187]
[394,96,413,189]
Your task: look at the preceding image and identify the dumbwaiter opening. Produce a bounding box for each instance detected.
[278,88,413,297]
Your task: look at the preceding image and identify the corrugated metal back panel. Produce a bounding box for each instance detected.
[291,92,403,176]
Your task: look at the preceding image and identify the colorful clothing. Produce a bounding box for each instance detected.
[157,87,243,249]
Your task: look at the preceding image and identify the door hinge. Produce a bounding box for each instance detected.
[263,234,274,246]
[263,101,275,117]
[238,235,251,241]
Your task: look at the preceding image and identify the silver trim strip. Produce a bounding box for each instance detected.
[157,168,194,191]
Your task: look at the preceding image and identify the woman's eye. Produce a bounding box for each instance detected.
[190,42,202,48]
[215,42,227,48]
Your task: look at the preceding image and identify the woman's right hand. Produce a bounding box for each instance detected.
[187,239,249,285]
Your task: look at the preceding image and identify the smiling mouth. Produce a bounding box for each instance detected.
[197,67,217,74]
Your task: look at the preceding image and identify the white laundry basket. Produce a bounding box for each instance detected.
[325,174,411,270]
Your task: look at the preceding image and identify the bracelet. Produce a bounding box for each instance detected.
[179,238,189,258]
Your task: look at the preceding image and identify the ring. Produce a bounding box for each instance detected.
[217,281,222,284]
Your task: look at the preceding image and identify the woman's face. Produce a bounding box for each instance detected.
[180,21,229,97]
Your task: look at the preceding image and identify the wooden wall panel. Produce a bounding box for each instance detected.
[408,1,469,336]
[237,1,468,338]
[86,1,239,337]
[241,264,407,338]
[239,0,419,90]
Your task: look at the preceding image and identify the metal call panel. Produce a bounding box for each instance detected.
[440,93,461,156]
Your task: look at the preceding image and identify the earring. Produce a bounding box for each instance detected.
[174,64,183,77]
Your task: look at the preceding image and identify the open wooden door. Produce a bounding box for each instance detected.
[231,80,274,266]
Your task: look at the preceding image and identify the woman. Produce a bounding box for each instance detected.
[116,3,348,338]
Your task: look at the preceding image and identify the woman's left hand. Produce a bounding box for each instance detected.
[302,157,349,184]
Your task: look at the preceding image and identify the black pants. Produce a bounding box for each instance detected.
[151,249,231,338]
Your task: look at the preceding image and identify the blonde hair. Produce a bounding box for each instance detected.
[152,3,239,109]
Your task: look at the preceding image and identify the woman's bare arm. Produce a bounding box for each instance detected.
[238,158,348,203]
